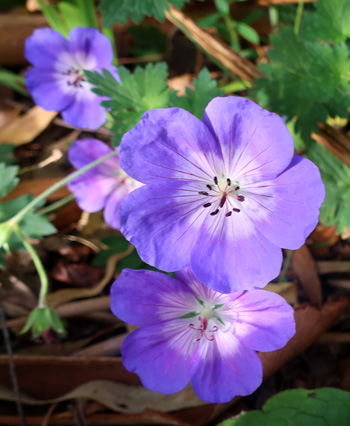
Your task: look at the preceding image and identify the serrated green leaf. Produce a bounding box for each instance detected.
[168,68,224,119]
[307,143,350,233]
[86,63,168,145]
[300,0,350,43]
[99,0,197,27]
[219,388,350,426]
[128,25,167,57]
[251,26,350,140]
[0,163,19,199]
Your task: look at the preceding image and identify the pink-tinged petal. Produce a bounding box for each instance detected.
[191,211,282,293]
[228,290,295,352]
[191,332,262,403]
[120,108,223,185]
[203,97,294,183]
[110,269,198,326]
[103,188,123,229]
[61,89,106,129]
[119,181,208,271]
[68,173,116,213]
[243,156,325,249]
[121,321,196,394]
[68,27,114,68]
[25,68,75,111]
[68,138,118,174]
[25,28,69,71]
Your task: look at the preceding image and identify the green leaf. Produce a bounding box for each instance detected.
[214,0,230,16]
[235,22,260,44]
[168,68,224,119]
[0,163,19,199]
[218,388,350,426]
[0,69,28,96]
[128,25,167,57]
[0,144,15,165]
[251,26,350,140]
[300,0,350,43]
[86,63,168,145]
[99,0,197,27]
[307,144,350,233]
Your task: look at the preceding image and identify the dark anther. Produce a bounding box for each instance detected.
[235,186,240,191]
[198,191,209,196]
[225,211,232,217]
[210,209,220,216]
[219,194,227,208]
[233,208,240,213]
[214,176,218,185]
[206,184,212,191]
[237,195,245,202]
[203,202,212,208]
[227,178,231,186]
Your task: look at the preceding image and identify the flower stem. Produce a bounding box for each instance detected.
[294,0,304,35]
[10,150,119,227]
[36,194,75,215]
[15,227,48,308]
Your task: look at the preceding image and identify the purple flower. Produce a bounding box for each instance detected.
[118,97,325,293]
[67,138,141,229]
[25,27,118,130]
[111,268,295,403]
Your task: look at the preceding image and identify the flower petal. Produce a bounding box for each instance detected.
[190,211,282,293]
[68,27,114,68]
[120,108,223,184]
[110,269,198,326]
[243,156,325,249]
[61,89,106,129]
[203,97,294,183]
[25,68,75,111]
[119,181,208,271]
[24,28,69,71]
[228,290,295,352]
[68,138,118,173]
[121,321,195,394]
[191,332,262,403]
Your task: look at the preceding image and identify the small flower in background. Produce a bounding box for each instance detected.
[111,268,295,403]
[118,97,325,293]
[25,27,118,130]
[67,138,141,229]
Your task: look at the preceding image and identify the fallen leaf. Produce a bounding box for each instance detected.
[260,297,349,378]
[264,281,298,306]
[0,106,56,146]
[308,224,339,257]
[292,244,322,304]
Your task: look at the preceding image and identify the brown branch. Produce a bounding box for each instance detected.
[312,123,350,167]
[165,5,263,83]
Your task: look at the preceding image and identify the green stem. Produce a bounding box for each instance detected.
[223,15,240,52]
[36,194,75,215]
[10,150,119,227]
[15,228,48,307]
[294,0,304,36]
[279,250,294,283]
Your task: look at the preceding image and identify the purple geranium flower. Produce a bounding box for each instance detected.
[111,268,295,403]
[118,97,325,293]
[67,138,141,229]
[25,27,118,129]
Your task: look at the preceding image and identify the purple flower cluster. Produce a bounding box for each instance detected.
[25,27,118,130]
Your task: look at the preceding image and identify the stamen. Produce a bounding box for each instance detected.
[225,211,232,217]
[227,178,231,186]
[189,317,219,342]
[219,194,227,208]
[237,195,245,202]
[198,191,209,196]
[203,202,212,208]
[235,186,240,191]
[210,209,220,216]
[233,208,240,213]
[207,184,212,190]
[214,176,218,185]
